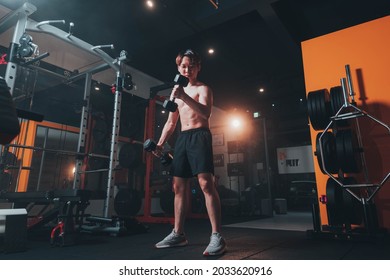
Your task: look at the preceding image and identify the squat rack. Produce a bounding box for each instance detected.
[1,2,130,218]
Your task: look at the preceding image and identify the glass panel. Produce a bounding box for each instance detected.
[27,125,78,191]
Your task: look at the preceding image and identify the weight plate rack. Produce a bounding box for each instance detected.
[307,65,390,240]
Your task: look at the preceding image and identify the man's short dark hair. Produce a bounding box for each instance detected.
[176,49,201,67]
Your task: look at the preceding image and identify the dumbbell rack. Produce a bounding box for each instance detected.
[309,64,390,239]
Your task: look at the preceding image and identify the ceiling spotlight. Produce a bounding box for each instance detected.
[208,48,215,54]
[93,82,101,91]
[231,119,241,128]
[146,0,154,8]
[259,88,264,93]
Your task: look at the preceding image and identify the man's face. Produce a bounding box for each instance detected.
[178,56,200,80]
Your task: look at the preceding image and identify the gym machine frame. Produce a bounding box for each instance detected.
[313,64,390,238]
[137,95,175,224]
[0,2,134,238]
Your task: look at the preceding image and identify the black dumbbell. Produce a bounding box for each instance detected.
[163,74,189,112]
[143,139,173,166]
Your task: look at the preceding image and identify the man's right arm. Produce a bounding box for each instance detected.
[157,110,179,147]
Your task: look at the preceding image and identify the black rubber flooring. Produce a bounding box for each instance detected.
[1,217,389,260]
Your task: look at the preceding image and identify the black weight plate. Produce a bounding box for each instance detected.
[324,132,339,174]
[341,177,363,225]
[319,89,331,129]
[92,119,108,143]
[350,129,362,173]
[341,130,361,173]
[330,86,349,127]
[114,189,142,216]
[120,114,142,139]
[315,132,338,174]
[326,178,344,226]
[118,143,141,169]
[312,91,321,129]
[330,86,344,115]
[315,133,323,171]
[335,130,346,171]
[312,91,320,128]
[307,89,330,130]
[307,91,317,129]
[317,89,329,128]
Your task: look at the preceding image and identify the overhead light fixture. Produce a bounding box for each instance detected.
[146,0,154,8]
[231,118,241,128]
[259,88,265,93]
[93,81,101,91]
[208,48,215,55]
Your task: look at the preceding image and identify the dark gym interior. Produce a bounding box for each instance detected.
[1,0,390,263]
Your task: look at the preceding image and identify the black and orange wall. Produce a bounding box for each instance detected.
[302,16,390,229]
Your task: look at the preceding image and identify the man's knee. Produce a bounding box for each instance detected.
[172,178,189,195]
[198,174,215,195]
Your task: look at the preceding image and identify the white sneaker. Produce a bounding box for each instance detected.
[203,232,227,256]
[155,229,188,248]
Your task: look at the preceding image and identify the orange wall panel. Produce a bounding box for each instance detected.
[302,16,390,229]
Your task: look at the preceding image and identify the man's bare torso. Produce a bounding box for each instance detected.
[176,82,210,131]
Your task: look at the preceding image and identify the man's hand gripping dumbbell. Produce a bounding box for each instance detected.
[143,139,173,166]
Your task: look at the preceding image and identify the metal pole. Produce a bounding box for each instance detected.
[72,72,92,189]
[36,127,49,190]
[262,117,273,216]
[103,64,123,218]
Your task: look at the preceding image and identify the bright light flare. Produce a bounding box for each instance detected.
[146,0,154,8]
[231,118,241,128]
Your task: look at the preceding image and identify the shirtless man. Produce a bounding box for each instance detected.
[154,49,226,256]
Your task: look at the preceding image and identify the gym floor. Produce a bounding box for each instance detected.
[1,211,389,260]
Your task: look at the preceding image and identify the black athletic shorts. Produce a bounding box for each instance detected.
[172,127,214,178]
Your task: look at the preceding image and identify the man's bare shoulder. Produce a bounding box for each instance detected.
[195,81,212,92]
